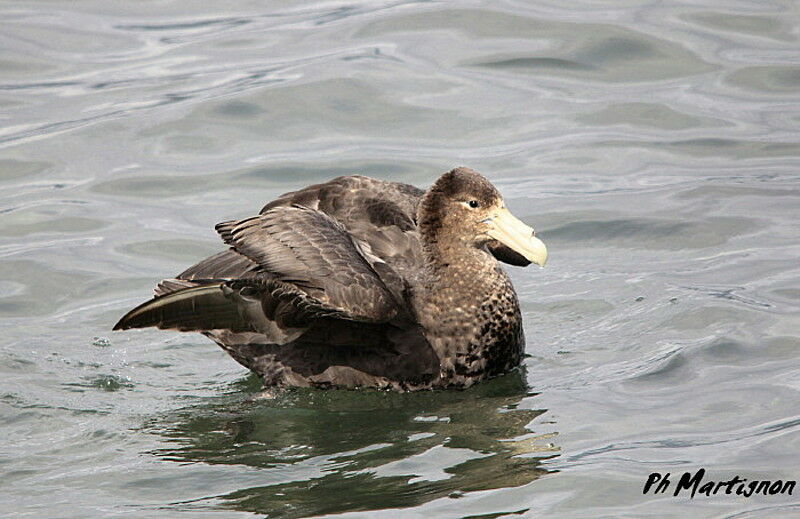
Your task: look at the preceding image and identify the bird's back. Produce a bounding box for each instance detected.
[261,175,428,286]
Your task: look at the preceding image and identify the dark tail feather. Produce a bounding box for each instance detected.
[113,283,252,332]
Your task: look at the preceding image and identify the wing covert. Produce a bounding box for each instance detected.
[215,205,401,323]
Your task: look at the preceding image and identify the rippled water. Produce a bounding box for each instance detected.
[1,1,799,517]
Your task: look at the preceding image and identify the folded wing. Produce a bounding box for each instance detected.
[113,206,403,339]
[215,205,400,321]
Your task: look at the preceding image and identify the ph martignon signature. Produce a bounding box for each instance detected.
[644,469,795,498]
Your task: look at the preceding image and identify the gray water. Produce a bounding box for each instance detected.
[1,1,799,517]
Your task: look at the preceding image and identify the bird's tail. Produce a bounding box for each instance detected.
[112,282,252,332]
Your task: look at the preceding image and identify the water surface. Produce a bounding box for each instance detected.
[1,1,799,517]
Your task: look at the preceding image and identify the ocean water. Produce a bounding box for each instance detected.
[1,1,799,517]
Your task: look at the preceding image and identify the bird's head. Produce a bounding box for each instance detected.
[419,167,547,267]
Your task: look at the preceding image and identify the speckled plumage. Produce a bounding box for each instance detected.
[114,167,543,390]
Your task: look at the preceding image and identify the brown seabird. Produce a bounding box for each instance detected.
[114,167,548,390]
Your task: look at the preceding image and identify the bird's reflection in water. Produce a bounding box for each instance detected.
[148,370,558,518]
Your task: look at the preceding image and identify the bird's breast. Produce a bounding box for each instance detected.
[413,266,524,386]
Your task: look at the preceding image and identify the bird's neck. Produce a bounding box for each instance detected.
[421,235,490,271]
[415,192,510,322]
[415,231,508,325]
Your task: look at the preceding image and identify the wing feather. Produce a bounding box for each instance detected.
[216,205,400,322]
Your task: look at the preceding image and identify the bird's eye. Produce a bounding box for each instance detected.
[468,200,480,209]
